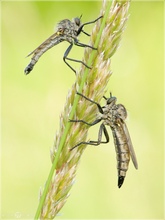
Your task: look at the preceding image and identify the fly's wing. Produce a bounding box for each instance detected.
[26,32,63,57]
[121,120,138,169]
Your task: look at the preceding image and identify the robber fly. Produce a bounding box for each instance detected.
[70,92,138,188]
[24,15,102,75]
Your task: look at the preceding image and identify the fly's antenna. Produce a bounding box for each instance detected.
[103,92,113,100]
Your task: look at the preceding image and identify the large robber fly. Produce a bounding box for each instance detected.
[24,16,102,75]
[70,92,138,188]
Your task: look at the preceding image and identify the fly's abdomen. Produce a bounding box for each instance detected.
[116,143,130,188]
[24,34,64,74]
[111,125,130,188]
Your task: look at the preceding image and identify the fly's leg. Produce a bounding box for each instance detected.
[81,30,90,36]
[77,16,103,35]
[70,123,109,151]
[63,44,76,73]
[63,43,91,74]
[69,118,102,126]
[75,41,97,50]
[76,92,104,114]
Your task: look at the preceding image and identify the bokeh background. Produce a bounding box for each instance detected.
[1,0,164,219]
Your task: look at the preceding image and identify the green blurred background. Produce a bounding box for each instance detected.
[1,0,164,219]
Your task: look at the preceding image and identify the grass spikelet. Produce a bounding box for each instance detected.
[35,0,131,219]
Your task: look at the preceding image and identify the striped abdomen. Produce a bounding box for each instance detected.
[111,121,131,188]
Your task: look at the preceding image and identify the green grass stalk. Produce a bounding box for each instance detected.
[35,0,131,219]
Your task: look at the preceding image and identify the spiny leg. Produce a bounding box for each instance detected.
[89,123,109,145]
[76,92,104,114]
[70,123,109,151]
[77,15,103,35]
[81,30,90,36]
[63,44,76,73]
[69,118,102,126]
[64,23,99,73]
[63,43,91,74]
[82,15,103,27]
[75,41,97,50]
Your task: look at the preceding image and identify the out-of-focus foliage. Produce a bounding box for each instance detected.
[1,1,164,219]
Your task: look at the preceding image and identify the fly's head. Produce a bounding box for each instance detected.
[72,16,82,36]
[73,17,81,28]
[103,93,127,124]
[102,93,117,124]
[103,93,117,109]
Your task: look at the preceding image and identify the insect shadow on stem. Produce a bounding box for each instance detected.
[24,15,103,75]
[69,92,138,188]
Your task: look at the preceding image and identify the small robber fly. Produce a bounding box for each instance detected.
[24,15,102,75]
[70,92,138,188]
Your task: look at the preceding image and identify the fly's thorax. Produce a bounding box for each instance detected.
[105,95,127,122]
[102,104,119,126]
[56,19,71,32]
[56,19,79,43]
[115,104,127,121]
[102,109,115,126]
[97,112,104,121]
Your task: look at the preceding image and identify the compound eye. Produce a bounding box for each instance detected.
[107,97,116,105]
[107,98,111,104]
[74,17,80,26]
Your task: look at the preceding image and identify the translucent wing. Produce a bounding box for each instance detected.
[26,32,63,57]
[119,120,138,169]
